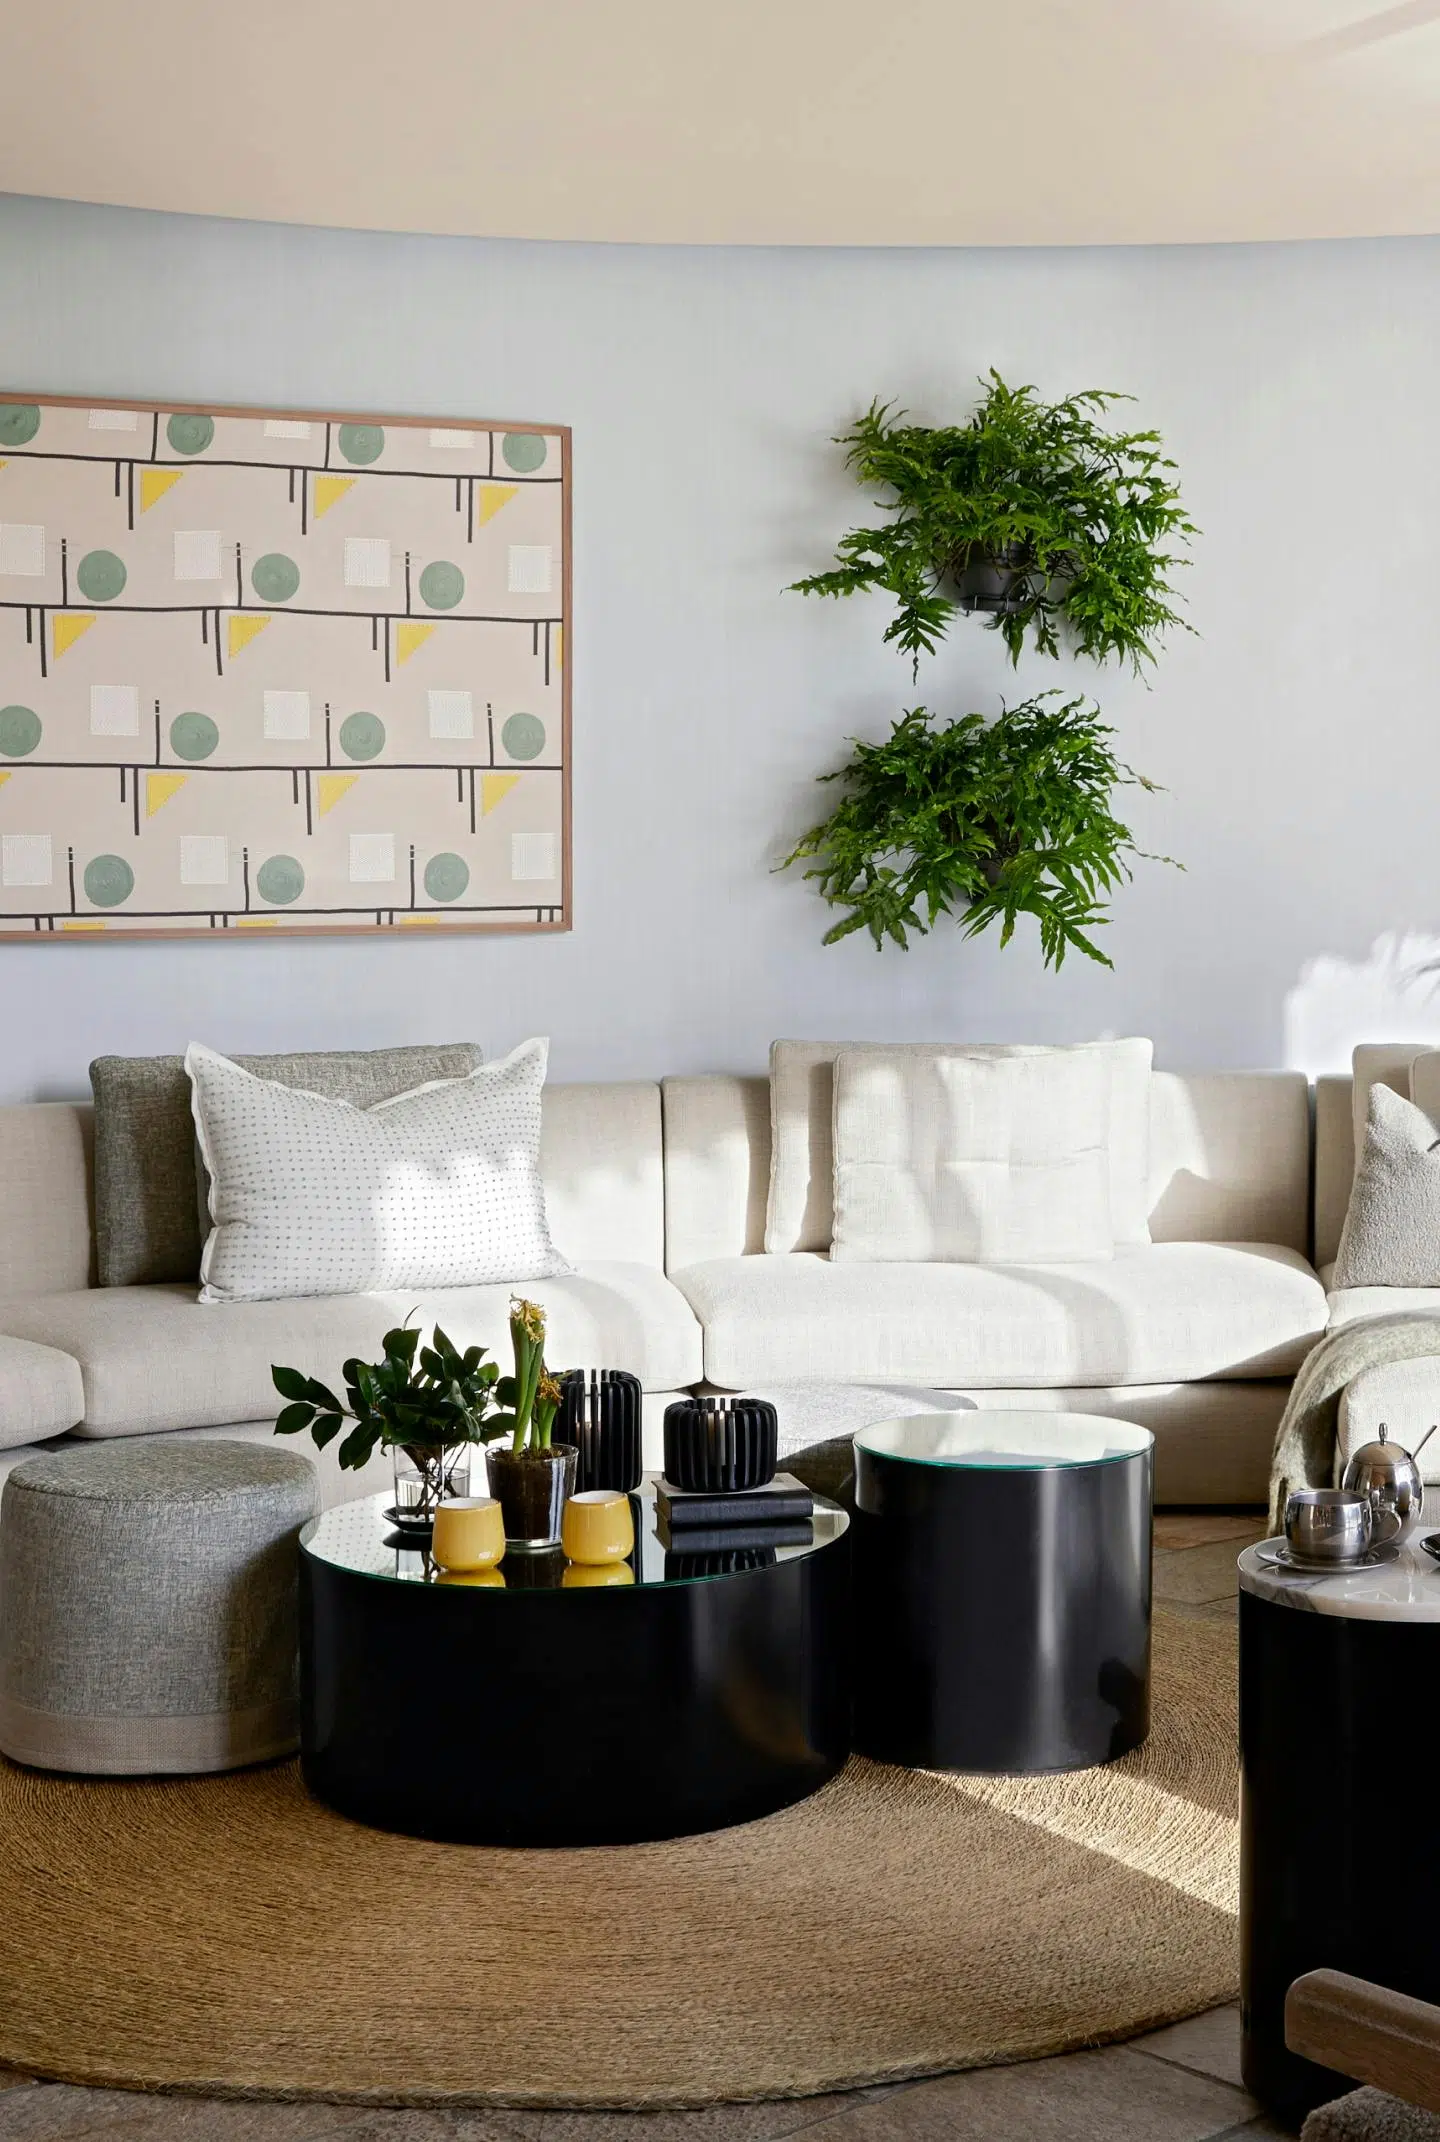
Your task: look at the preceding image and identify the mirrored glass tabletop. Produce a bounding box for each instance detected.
[301,1479,847,1589]
[854,1410,1154,1470]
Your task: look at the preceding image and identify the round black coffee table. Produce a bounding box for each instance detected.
[1239,1538,1440,2118]
[298,1480,850,1846]
[851,1411,1153,1773]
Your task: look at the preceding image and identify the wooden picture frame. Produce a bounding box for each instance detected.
[0,390,572,940]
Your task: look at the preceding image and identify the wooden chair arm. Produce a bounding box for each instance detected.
[1286,1970,1440,2116]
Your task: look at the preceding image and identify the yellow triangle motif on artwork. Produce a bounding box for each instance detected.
[228,614,271,658]
[53,613,96,659]
[482,773,520,817]
[477,483,518,526]
[140,468,184,513]
[313,476,356,519]
[0,771,10,789]
[317,774,359,817]
[147,773,188,816]
[395,622,434,666]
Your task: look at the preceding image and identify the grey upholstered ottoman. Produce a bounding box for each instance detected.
[0,1438,319,1775]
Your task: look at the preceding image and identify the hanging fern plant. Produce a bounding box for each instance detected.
[779,694,1174,968]
[792,374,1196,674]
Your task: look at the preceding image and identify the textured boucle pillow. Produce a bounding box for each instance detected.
[1334,1080,1440,1288]
[188,1037,572,1303]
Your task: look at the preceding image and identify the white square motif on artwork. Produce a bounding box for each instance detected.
[173,530,222,582]
[88,407,139,432]
[429,429,476,451]
[1,833,53,888]
[263,690,311,741]
[264,419,312,439]
[349,833,396,883]
[179,835,230,887]
[507,545,552,594]
[344,537,391,589]
[0,524,45,577]
[90,685,140,737]
[511,831,557,882]
[427,689,474,739]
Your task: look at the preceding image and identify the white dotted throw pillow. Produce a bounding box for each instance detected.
[187,1036,573,1303]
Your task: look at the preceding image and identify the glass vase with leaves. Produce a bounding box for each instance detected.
[484,1297,577,1548]
[271,1322,500,1534]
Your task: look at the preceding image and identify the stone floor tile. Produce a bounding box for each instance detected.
[532,2093,864,2142]
[1131,2005,1246,2089]
[793,2045,1255,2142]
[1154,1538,1253,1605]
[1154,1516,1267,1553]
[1207,2119,1299,2140]
[0,2075,33,2098]
[0,2082,370,2140]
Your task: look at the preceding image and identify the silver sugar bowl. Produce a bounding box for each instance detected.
[1341,1422,1435,1545]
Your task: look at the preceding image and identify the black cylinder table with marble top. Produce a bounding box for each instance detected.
[851,1411,1153,1774]
[1240,1537,1440,2119]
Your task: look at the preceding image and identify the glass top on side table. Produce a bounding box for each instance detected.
[854,1410,1154,1471]
[300,1478,847,1590]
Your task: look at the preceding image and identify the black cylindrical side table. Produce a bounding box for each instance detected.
[1239,1542,1440,2119]
[852,1411,1152,1774]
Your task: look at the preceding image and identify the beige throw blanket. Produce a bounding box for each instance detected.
[1268,1311,1440,1531]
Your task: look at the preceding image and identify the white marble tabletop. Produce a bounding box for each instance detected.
[1239,1535,1440,1620]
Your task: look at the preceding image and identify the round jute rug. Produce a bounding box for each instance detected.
[0,1609,1238,2109]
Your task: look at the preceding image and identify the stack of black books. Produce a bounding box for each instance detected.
[655,1472,814,1554]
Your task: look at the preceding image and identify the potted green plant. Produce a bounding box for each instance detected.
[484,1297,577,1548]
[791,374,1195,673]
[779,693,1173,968]
[271,1322,499,1532]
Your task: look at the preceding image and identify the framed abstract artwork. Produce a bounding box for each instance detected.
[0,392,570,938]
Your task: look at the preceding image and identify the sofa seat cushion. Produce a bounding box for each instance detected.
[672,1244,1326,1389]
[1327,1275,1440,1328]
[0,1338,84,1451]
[0,1266,703,1438]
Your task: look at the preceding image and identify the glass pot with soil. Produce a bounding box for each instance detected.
[484,1297,577,1549]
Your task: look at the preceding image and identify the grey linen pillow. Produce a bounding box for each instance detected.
[91,1043,482,1287]
[1333,1080,1440,1287]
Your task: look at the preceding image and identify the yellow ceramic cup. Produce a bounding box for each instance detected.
[431,1496,506,1573]
[562,1559,635,1588]
[561,1489,635,1566]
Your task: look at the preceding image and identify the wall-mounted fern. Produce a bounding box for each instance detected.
[792,374,1195,674]
[779,694,1175,968]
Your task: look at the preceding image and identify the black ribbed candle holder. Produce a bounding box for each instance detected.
[558,1369,644,1493]
[662,1396,778,1493]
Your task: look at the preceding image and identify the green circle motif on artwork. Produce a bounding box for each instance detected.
[251,552,300,603]
[170,711,219,761]
[84,855,134,908]
[76,550,127,603]
[501,711,545,762]
[339,711,385,761]
[418,560,464,611]
[166,413,215,456]
[337,423,384,466]
[0,705,41,758]
[0,404,40,446]
[256,854,305,906]
[502,432,547,474]
[424,852,470,904]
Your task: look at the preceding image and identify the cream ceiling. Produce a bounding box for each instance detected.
[2,0,1440,245]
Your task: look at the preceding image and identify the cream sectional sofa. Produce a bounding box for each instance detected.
[0,1057,1341,1508]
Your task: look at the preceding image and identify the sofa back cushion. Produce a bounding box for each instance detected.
[92,1041,483,1287]
[765,1038,1154,1255]
[830,1048,1115,1264]
[0,1104,94,1299]
[663,1065,1313,1269]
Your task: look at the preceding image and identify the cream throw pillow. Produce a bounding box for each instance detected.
[1333,1079,1440,1288]
[766,1037,1153,1253]
[829,1047,1116,1265]
[189,1037,573,1304]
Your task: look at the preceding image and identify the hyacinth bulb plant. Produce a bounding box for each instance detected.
[485,1297,577,1547]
